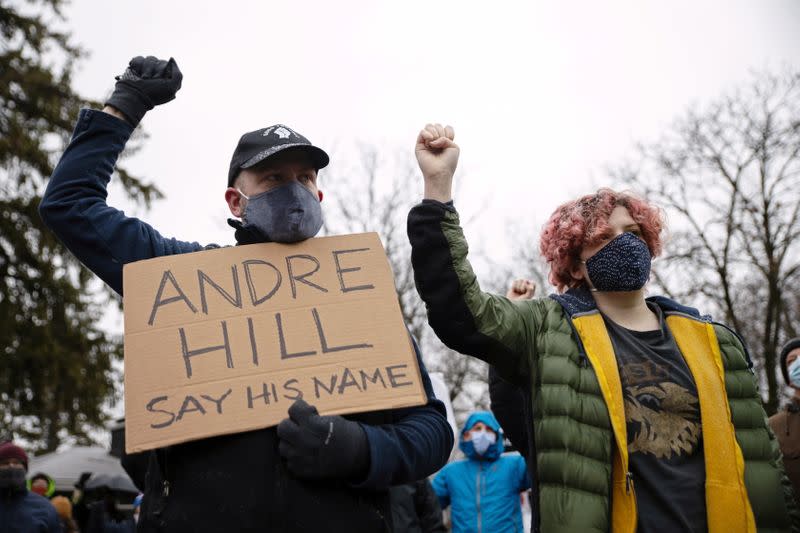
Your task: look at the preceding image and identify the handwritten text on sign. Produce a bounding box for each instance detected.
[123,233,425,453]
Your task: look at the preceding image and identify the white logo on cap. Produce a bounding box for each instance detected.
[262,126,294,139]
[274,127,293,139]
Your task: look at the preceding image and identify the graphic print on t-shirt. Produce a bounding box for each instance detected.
[615,329,702,459]
[624,380,701,459]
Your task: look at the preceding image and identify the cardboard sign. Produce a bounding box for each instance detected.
[123,233,426,453]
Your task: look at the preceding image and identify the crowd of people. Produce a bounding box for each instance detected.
[3,55,800,532]
[0,441,142,533]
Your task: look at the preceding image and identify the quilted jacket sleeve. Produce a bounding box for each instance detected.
[407,200,542,382]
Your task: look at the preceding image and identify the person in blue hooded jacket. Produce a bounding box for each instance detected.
[431,411,530,533]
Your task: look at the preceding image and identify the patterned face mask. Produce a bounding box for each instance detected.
[584,232,651,292]
[238,181,323,243]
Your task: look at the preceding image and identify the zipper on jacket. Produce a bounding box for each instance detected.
[476,463,483,533]
[625,470,639,530]
[564,319,590,367]
[160,447,170,498]
[150,447,171,523]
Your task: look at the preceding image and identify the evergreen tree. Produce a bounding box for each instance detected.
[0,0,162,451]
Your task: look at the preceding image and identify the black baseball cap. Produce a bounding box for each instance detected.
[227,124,330,187]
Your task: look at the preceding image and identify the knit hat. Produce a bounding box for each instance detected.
[780,338,800,384]
[51,496,73,520]
[0,442,28,471]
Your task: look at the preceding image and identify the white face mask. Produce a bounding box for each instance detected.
[789,358,800,388]
[470,429,497,456]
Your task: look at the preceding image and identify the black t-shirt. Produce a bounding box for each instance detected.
[603,304,707,533]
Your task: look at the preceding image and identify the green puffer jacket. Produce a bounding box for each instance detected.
[408,201,799,533]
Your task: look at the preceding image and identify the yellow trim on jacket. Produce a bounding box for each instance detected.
[572,312,755,533]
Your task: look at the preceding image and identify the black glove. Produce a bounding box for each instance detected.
[105,56,183,126]
[277,399,369,481]
[74,472,92,490]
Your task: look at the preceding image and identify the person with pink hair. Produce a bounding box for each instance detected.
[407,123,798,532]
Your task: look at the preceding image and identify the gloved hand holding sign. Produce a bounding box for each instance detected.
[277,399,369,481]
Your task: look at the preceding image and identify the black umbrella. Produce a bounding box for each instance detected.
[84,473,139,495]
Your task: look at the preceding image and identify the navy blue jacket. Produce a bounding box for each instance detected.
[0,489,60,533]
[40,109,454,532]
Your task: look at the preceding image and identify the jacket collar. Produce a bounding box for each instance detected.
[549,286,710,321]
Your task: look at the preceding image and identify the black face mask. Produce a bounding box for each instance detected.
[0,468,26,492]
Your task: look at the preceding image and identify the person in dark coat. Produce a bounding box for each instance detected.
[39,55,453,533]
[0,441,60,533]
[389,479,446,533]
[769,337,800,506]
[85,489,135,533]
[488,367,530,460]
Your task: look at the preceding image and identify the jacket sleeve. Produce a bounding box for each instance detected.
[431,467,451,510]
[39,109,204,295]
[407,200,540,381]
[45,501,61,533]
[352,336,454,489]
[414,478,447,533]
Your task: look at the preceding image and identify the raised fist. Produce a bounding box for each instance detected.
[506,278,536,300]
[105,56,183,126]
[415,123,459,202]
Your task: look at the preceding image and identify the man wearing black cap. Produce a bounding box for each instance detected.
[39,56,453,533]
[224,124,330,246]
[769,337,800,506]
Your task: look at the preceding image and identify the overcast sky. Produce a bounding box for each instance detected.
[56,0,799,305]
[45,0,800,435]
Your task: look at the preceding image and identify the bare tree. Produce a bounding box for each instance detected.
[322,143,492,424]
[437,346,489,419]
[614,69,800,414]
[321,143,428,341]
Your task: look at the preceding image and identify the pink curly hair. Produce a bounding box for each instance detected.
[539,188,665,292]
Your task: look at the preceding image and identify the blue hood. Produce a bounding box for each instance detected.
[459,411,504,460]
